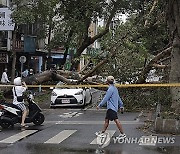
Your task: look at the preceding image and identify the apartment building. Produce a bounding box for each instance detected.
[0,0,55,77]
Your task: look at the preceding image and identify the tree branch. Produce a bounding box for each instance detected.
[137,46,172,83]
[152,63,170,69]
[144,0,159,27]
[74,0,120,60]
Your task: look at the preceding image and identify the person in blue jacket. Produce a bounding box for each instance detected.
[96,76,126,139]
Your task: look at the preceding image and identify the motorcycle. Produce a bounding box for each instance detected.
[0,93,45,129]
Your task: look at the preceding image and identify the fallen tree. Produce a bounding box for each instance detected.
[137,46,172,83]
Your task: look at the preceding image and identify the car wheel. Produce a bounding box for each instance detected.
[50,106,56,109]
[89,93,92,104]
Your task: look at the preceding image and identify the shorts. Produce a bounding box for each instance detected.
[16,103,27,112]
[105,109,118,121]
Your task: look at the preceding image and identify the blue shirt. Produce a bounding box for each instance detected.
[98,84,123,112]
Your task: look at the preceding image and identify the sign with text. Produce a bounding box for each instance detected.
[0,8,15,31]
[19,56,26,63]
[0,52,8,63]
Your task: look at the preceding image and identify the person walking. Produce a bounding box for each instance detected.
[1,68,10,83]
[22,69,29,78]
[29,69,34,76]
[12,77,28,127]
[96,76,126,139]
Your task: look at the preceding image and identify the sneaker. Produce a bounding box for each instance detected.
[117,133,126,139]
[21,124,29,128]
[95,131,103,136]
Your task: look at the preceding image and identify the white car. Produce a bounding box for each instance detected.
[50,81,92,108]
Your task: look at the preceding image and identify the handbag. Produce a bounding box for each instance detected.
[14,87,24,102]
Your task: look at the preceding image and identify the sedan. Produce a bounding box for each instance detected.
[50,82,92,108]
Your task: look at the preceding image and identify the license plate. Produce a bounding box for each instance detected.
[61,99,70,103]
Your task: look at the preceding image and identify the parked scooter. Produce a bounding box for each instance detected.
[0,93,45,129]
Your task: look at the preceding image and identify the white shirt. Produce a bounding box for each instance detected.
[1,72,10,83]
[12,86,27,105]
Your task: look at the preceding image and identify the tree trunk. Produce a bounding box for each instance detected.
[11,26,17,83]
[22,70,80,85]
[169,35,180,113]
[167,0,180,113]
[70,1,119,70]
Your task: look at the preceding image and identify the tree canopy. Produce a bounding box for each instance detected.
[9,0,180,113]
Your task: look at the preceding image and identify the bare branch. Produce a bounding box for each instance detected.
[144,0,159,27]
[137,46,172,83]
[152,63,170,69]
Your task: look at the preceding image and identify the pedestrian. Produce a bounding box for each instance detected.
[1,68,10,83]
[29,69,34,76]
[96,76,126,139]
[22,69,29,78]
[12,77,28,128]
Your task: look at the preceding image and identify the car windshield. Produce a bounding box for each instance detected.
[55,81,65,89]
[55,81,80,89]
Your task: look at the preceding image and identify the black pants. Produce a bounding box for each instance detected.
[105,109,118,121]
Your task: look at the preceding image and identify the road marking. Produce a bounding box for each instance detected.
[44,130,77,144]
[90,130,116,144]
[0,130,38,144]
[58,112,83,118]
[53,121,144,125]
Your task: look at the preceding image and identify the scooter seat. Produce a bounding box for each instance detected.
[0,102,21,110]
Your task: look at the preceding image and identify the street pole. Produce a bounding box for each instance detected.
[20,62,23,78]
[7,0,12,52]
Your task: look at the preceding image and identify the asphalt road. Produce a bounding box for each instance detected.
[0,108,180,154]
[0,89,180,154]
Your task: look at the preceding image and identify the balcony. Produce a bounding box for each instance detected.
[1,35,45,52]
[12,36,38,52]
[13,40,24,51]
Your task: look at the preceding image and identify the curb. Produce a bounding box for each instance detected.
[155,117,180,134]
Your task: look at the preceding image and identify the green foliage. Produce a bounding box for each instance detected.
[120,87,171,111]
[96,2,169,83]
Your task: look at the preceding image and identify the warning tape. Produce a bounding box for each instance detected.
[0,83,180,88]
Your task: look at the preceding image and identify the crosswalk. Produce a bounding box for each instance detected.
[0,129,117,145]
[0,130,38,144]
[44,130,77,144]
[90,130,116,144]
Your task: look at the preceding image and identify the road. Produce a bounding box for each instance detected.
[0,89,180,154]
[0,108,180,154]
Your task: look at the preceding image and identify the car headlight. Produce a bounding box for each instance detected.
[75,91,83,95]
[51,91,57,96]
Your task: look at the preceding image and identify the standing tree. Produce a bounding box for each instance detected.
[166,0,180,113]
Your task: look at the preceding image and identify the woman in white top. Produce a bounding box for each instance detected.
[12,77,28,127]
[1,68,10,83]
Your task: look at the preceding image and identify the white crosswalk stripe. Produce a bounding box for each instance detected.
[0,130,38,144]
[90,130,116,144]
[44,130,77,144]
[0,129,116,145]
